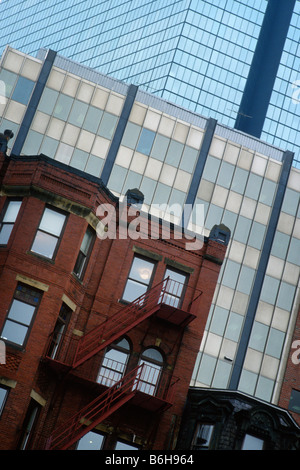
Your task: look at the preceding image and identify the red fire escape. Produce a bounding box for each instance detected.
[43,278,200,450]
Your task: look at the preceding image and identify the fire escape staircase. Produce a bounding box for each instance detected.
[44,278,198,450]
[45,364,145,450]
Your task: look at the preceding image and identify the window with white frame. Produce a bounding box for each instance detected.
[0,199,22,245]
[162,267,188,308]
[192,423,214,450]
[138,348,163,396]
[122,255,156,303]
[73,225,95,279]
[97,338,131,387]
[0,283,42,347]
[47,303,72,360]
[31,206,67,259]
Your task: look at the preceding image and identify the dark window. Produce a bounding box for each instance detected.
[0,283,42,347]
[0,385,9,416]
[31,206,67,259]
[73,226,95,279]
[18,400,41,449]
[97,338,130,387]
[122,255,156,303]
[163,267,188,307]
[288,389,300,414]
[192,423,214,450]
[76,430,106,450]
[0,199,22,245]
[47,303,72,359]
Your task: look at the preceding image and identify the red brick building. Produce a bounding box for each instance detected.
[0,151,229,450]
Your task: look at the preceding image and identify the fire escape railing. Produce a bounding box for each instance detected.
[45,363,179,450]
[44,277,197,369]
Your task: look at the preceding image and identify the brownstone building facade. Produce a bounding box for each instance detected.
[0,151,229,450]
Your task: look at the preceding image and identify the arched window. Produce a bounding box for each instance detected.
[138,348,164,396]
[97,338,130,387]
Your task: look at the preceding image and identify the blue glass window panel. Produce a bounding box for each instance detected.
[238,369,257,395]
[202,156,221,182]
[237,265,255,295]
[222,210,237,233]
[22,130,43,155]
[271,231,290,260]
[70,149,89,171]
[108,164,128,193]
[261,275,280,305]
[0,69,17,97]
[38,88,59,115]
[212,360,232,389]
[259,179,277,206]
[255,376,274,402]
[245,173,262,200]
[248,221,266,250]
[121,122,141,149]
[98,112,118,139]
[165,140,184,167]
[83,106,103,133]
[136,128,155,155]
[277,281,296,311]
[195,353,217,386]
[205,204,223,231]
[150,134,170,161]
[68,100,89,127]
[12,76,34,105]
[40,136,59,159]
[249,321,268,352]
[152,183,171,206]
[123,170,142,194]
[53,93,74,120]
[217,161,235,188]
[179,146,198,173]
[222,259,240,289]
[85,155,104,177]
[282,189,300,216]
[225,312,244,342]
[234,216,252,243]
[139,177,157,204]
[265,328,285,358]
[210,306,229,336]
[287,237,300,264]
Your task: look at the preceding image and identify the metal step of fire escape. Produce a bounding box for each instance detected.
[72,278,169,369]
[45,364,145,450]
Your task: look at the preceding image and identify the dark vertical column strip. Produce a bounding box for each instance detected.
[229,150,294,390]
[181,118,217,228]
[101,84,138,186]
[11,49,57,156]
[234,0,296,138]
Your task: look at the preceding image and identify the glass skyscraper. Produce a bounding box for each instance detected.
[1,0,300,167]
[0,1,300,418]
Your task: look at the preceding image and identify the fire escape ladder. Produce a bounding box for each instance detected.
[72,278,168,369]
[45,364,144,450]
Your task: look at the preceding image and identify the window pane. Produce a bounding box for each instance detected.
[115,441,138,450]
[137,128,155,155]
[8,299,35,325]
[3,201,22,222]
[289,389,300,414]
[0,387,8,415]
[77,431,105,450]
[242,434,264,450]
[12,76,35,105]
[1,319,28,345]
[122,279,148,302]
[39,208,66,236]
[130,257,154,284]
[31,230,58,258]
[0,224,13,244]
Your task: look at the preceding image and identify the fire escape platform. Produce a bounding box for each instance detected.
[130,390,172,412]
[155,303,196,327]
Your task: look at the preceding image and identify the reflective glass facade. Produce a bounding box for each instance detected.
[0,47,299,407]
[1,0,300,169]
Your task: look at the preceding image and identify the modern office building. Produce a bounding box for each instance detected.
[0,46,300,441]
[1,0,300,169]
